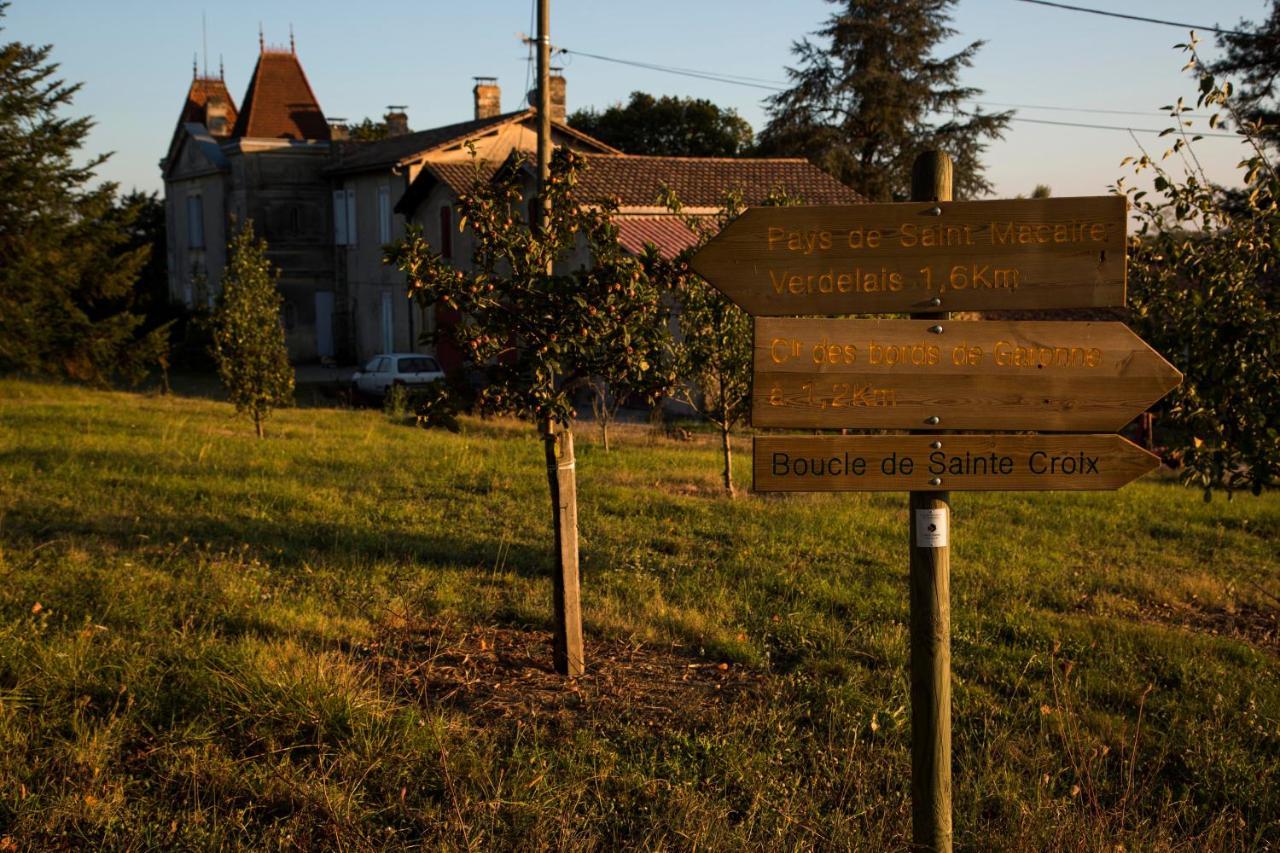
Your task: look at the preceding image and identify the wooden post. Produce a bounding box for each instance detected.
[909,150,953,852]
[543,421,584,676]
[535,0,551,230]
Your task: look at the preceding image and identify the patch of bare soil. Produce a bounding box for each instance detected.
[1135,599,1279,652]
[360,620,765,730]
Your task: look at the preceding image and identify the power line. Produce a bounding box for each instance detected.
[966,112,1241,138]
[559,48,786,90]
[1012,0,1251,37]
[561,48,1215,119]
[973,100,1198,119]
[559,47,1242,138]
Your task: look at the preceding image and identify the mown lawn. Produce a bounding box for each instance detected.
[0,378,1276,850]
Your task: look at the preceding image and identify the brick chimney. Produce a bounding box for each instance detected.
[473,77,500,120]
[549,69,566,123]
[383,107,409,137]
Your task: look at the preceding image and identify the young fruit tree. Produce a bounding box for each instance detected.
[210,224,295,438]
[386,149,673,675]
[1118,34,1279,496]
[647,186,802,497]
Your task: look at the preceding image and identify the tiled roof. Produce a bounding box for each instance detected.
[330,111,621,175]
[231,49,329,140]
[179,76,238,135]
[615,216,702,259]
[420,161,496,197]
[575,154,863,208]
[330,111,530,174]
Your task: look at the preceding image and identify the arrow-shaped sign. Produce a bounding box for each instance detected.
[753,434,1161,492]
[754,318,1182,431]
[689,196,1127,315]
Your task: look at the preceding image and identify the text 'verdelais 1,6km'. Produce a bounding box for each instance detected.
[687,196,1127,315]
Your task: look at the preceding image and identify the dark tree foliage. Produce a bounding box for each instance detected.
[0,5,169,385]
[347,117,391,141]
[1120,36,1279,497]
[117,191,169,313]
[757,0,1010,201]
[1213,1,1280,148]
[569,92,754,157]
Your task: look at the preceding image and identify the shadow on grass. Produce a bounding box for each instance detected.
[163,370,357,411]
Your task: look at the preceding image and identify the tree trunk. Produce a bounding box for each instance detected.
[254,410,264,439]
[602,418,610,452]
[543,420,585,676]
[720,422,735,497]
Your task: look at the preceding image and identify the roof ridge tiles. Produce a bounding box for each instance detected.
[579,152,809,164]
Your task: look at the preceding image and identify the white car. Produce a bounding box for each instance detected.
[351,353,444,399]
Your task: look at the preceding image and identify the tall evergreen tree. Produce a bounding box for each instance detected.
[0,4,168,383]
[211,224,294,438]
[1213,1,1280,149]
[569,92,754,157]
[758,0,1010,201]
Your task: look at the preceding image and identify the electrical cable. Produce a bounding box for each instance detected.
[556,47,1244,139]
[1011,0,1251,37]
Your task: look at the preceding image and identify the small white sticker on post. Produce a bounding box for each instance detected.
[915,508,949,548]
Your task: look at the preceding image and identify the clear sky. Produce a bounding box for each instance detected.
[4,0,1269,198]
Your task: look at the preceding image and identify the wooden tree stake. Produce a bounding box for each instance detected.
[544,422,584,677]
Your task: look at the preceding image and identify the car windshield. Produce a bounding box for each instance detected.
[398,357,439,373]
[363,358,383,372]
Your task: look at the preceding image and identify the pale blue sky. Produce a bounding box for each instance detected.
[5,0,1268,198]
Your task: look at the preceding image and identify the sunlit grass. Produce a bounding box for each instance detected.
[0,378,1276,848]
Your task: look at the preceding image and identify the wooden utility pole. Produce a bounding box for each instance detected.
[535,0,584,678]
[535,0,552,231]
[909,150,953,852]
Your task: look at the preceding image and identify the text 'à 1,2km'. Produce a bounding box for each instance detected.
[751,318,1183,432]
[687,196,1128,315]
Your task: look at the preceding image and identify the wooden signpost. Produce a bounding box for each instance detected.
[753,318,1182,431]
[754,434,1160,492]
[689,151,1181,852]
[688,195,1128,316]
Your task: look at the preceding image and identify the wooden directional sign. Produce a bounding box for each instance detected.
[689,196,1127,315]
[754,318,1182,431]
[754,434,1160,492]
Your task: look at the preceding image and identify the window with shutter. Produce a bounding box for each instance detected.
[187,195,205,249]
[345,189,357,247]
[378,186,391,244]
[439,205,452,259]
[333,189,347,245]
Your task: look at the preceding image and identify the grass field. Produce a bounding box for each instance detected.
[0,378,1277,850]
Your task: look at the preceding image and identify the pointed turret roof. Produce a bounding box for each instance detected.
[231,45,330,140]
[179,74,239,137]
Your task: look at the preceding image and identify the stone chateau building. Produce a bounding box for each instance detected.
[161,37,860,369]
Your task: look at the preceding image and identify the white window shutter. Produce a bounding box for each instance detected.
[333,190,347,245]
[345,189,357,247]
